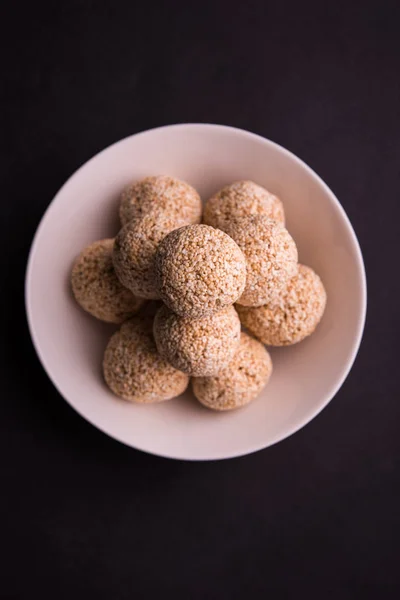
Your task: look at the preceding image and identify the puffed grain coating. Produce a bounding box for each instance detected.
[119,175,202,226]
[203,180,285,230]
[155,224,247,318]
[103,316,189,402]
[113,213,182,299]
[192,332,273,411]
[236,264,327,346]
[71,239,145,323]
[153,304,241,376]
[224,216,298,307]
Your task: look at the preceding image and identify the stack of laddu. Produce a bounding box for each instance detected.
[71,176,326,411]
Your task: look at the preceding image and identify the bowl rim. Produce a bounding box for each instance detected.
[25,123,367,460]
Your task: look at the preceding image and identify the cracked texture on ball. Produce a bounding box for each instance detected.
[153,304,241,376]
[103,316,189,403]
[192,332,273,411]
[155,224,247,318]
[71,239,145,323]
[119,175,202,226]
[224,215,298,307]
[203,180,285,231]
[236,265,326,346]
[113,213,182,299]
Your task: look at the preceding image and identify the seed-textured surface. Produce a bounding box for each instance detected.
[113,213,182,299]
[224,215,298,307]
[155,224,247,318]
[120,175,202,226]
[103,316,189,402]
[236,264,327,346]
[192,332,273,411]
[153,304,241,376]
[203,180,285,230]
[71,239,144,323]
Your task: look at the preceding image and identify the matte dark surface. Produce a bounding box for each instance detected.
[1,1,399,598]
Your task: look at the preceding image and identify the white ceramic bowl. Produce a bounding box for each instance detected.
[25,124,366,460]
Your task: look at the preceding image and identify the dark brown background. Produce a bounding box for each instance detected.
[1,1,399,598]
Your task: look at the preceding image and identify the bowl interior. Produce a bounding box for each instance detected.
[26,124,366,459]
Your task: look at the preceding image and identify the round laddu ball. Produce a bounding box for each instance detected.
[155,224,247,318]
[203,180,285,230]
[224,215,298,307]
[153,304,241,377]
[119,175,202,226]
[236,265,327,346]
[103,316,189,403]
[192,332,273,411]
[113,213,182,299]
[71,239,145,323]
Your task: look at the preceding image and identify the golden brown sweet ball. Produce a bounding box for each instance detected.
[113,213,182,299]
[153,304,241,377]
[119,175,202,226]
[155,224,247,318]
[192,332,273,411]
[103,316,189,403]
[236,265,327,346]
[71,239,144,323]
[224,215,298,307]
[203,180,285,230]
